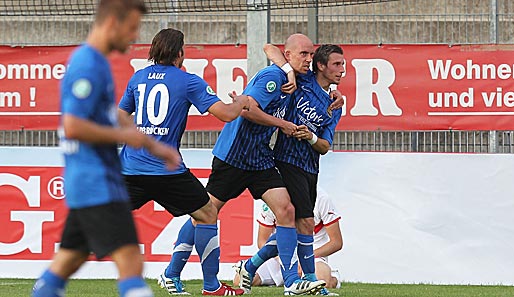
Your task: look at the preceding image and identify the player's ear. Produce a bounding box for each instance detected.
[105,14,118,29]
[317,61,326,72]
[284,49,291,61]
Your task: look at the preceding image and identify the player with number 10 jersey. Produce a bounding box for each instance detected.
[118,28,248,295]
[119,63,219,174]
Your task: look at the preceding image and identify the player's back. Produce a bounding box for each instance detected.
[212,64,289,170]
[60,44,128,209]
[119,64,220,175]
[313,188,341,249]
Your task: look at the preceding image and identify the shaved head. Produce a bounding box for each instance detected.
[283,33,314,74]
[284,33,313,51]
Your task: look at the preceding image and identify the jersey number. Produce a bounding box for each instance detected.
[136,83,169,125]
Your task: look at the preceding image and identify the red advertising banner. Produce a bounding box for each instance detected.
[0,44,247,131]
[1,44,514,131]
[0,166,254,263]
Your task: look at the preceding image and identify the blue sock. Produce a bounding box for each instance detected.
[166,219,195,278]
[118,276,153,297]
[297,233,316,280]
[245,233,278,276]
[276,226,299,287]
[32,269,66,297]
[195,224,220,291]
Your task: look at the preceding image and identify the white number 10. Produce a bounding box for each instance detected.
[136,83,170,125]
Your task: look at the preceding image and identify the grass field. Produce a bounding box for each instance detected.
[2,279,514,297]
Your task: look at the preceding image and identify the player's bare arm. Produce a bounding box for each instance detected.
[313,222,343,258]
[264,43,287,67]
[329,89,345,110]
[263,43,296,94]
[208,92,250,122]
[63,114,141,145]
[257,224,274,249]
[117,108,135,128]
[120,127,180,171]
[293,125,331,154]
[241,96,297,136]
[64,112,181,170]
[143,139,182,171]
[281,71,297,94]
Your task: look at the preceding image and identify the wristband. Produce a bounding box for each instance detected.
[308,133,318,145]
[281,63,293,74]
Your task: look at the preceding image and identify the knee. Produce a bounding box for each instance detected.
[191,201,218,225]
[296,218,314,235]
[275,202,295,225]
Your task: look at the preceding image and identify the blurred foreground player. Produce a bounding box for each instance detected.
[32,1,180,296]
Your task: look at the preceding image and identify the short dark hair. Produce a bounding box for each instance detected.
[148,28,185,66]
[95,0,147,23]
[313,44,343,73]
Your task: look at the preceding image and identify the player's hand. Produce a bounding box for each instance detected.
[329,89,345,110]
[292,125,312,140]
[281,71,297,94]
[280,120,298,136]
[120,127,148,149]
[145,140,182,171]
[229,91,250,111]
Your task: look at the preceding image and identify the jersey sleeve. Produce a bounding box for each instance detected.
[118,76,137,113]
[243,69,284,110]
[316,189,341,226]
[257,203,276,227]
[61,67,104,119]
[186,74,221,114]
[319,108,342,145]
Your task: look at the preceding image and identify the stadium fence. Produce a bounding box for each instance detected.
[0,0,513,153]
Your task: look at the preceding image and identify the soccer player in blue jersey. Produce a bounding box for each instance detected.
[118,28,249,296]
[236,41,345,296]
[168,33,327,296]
[32,1,181,297]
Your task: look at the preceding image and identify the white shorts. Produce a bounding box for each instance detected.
[255,257,341,288]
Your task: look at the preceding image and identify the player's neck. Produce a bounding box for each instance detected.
[315,75,331,92]
[86,26,111,56]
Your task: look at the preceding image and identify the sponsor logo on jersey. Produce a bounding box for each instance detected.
[266,81,277,93]
[273,105,287,119]
[296,96,324,131]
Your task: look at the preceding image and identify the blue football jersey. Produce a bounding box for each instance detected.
[60,44,128,209]
[119,64,220,175]
[212,64,289,170]
[273,71,342,174]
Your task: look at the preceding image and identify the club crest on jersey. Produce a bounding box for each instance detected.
[72,78,92,99]
[206,86,216,95]
[327,107,333,118]
[262,203,270,212]
[266,81,276,93]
